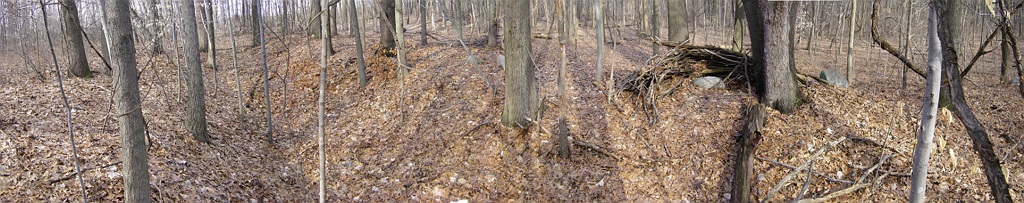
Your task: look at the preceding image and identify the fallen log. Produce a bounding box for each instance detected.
[732,104,766,203]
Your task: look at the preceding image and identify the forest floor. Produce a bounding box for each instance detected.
[1,26,1023,202]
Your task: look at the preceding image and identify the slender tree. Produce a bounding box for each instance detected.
[106,0,152,201]
[318,1,330,201]
[595,0,604,80]
[745,0,801,113]
[909,7,941,202]
[41,1,87,201]
[845,0,856,85]
[667,0,688,43]
[257,0,274,141]
[228,0,244,118]
[204,0,217,76]
[1002,30,1013,83]
[348,0,367,88]
[59,0,91,77]
[181,0,211,143]
[500,0,536,128]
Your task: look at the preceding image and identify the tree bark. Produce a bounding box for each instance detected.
[250,0,259,47]
[595,0,604,80]
[420,0,428,46]
[60,0,91,77]
[348,0,368,88]
[650,0,658,55]
[283,0,290,34]
[500,0,536,128]
[908,7,941,202]
[732,0,744,52]
[667,0,688,43]
[731,104,765,203]
[1002,31,1013,83]
[148,0,164,54]
[935,0,1013,202]
[310,0,322,38]
[318,0,329,201]
[378,0,396,49]
[181,0,210,143]
[106,0,152,201]
[845,0,856,86]
[745,0,801,114]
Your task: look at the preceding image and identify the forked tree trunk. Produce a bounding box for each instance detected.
[745,0,801,113]
[60,0,91,77]
[935,0,1013,202]
[181,0,211,143]
[500,0,536,128]
[105,0,151,201]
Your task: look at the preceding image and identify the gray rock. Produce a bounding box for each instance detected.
[693,76,725,89]
[819,69,849,88]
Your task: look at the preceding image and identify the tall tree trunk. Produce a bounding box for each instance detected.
[149,0,164,54]
[595,0,604,80]
[745,0,801,113]
[453,0,464,40]
[420,0,428,46]
[181,0,211,143]
[204,0,218,95]
[845,0,856,86]
[105,0,151,201]
[227,0,244,118]
[348,0,367,88]
[250,0,259,47]
[256,0,274,141]
[1002,31,1013,83]
[935,0,1013,202]
[310,0,322,38]
[909,7,941,202]
[41,1,87,200]
[667,0,688,43]
[902,0,913,88]
[60,0,91,77]
[318,0,329,202]
[650,0,658,55]
[283,0,290,34]
[486,0,498,47]
[378,0,396,49]
[500,0,536,128]
[805,1,817,51]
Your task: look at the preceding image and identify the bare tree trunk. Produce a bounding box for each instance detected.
[805,1,817,51]
[310,0,322,38]
[745,0,801,113]
[181,0,211,143]
[283,0,290,34]
[348,0,367,88]
[378,0,396,49]
[41,1,88,201]
[228,1,244,118]
[105,0,151,201]
[318,0,329,201]
[250,0,259,47]
[909,7,941,202]
[420,0,428,46]
[667,0,687,43]
[204,0,218,97]
[595,0,603,80]
[650,0,658,55]
[59,0,91,77]
[845,0,856,86]
[148,0,164,54]
[1002,31,1014,83]
[255,0,274,142]
[500,0,536,128]
[486,0,498,47]
[453,0,464,41]
[935,0,1013,202]
[902,0,912,88]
